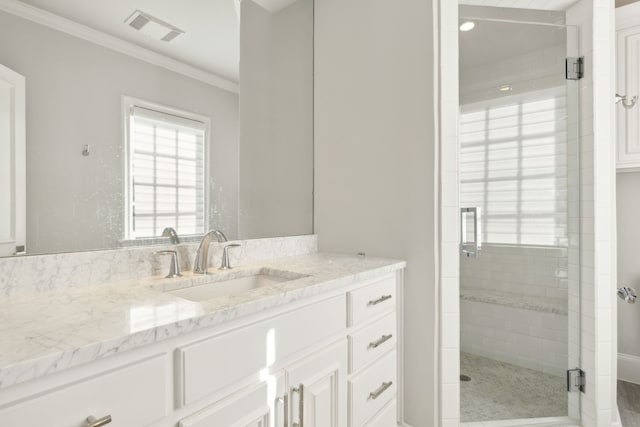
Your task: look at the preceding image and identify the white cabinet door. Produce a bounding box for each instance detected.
[286,340,348,427]
[0,64,25,256]
[179,373,285,427]
[617,20,640,171]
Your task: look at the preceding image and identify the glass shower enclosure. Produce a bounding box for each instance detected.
[458,6,581,424]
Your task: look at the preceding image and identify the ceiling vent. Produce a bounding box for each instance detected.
[124,10,184,42]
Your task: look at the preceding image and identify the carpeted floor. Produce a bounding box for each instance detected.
[460,352,567,422]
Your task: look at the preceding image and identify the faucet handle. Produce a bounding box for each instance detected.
[219,244,241,270]
[155,250,182,278]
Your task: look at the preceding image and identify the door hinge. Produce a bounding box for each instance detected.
[567,368,585,393]
[566,57,584,80]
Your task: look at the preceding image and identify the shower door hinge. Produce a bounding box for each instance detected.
[566,57,584,80]
[567,368,585,393]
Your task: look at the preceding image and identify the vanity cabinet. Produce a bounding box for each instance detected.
[285,340,348,427]
[0,271,402,427]
[346,275,398,427]
[175,295,346,408]
[178,377,283,427]
[0,355,168,427]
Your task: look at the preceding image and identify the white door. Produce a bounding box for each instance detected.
[285,340,347,427]
[0,64,25,256]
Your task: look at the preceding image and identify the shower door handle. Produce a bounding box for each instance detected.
[460,207,482,258]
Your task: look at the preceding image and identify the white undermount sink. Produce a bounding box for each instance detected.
[166,270,307,302]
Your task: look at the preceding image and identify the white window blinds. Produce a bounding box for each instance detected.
[459,87,568,247]
[127,105,207,239]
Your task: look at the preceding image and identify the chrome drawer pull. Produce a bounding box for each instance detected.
[292,384,304,427]
[369,381,393,400]
[84,415,112,427]
[368,334,393,349]
[367,295,392,306]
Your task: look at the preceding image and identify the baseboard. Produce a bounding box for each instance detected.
[618,352,640,385]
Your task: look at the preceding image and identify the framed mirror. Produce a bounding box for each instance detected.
[0,0,314,257]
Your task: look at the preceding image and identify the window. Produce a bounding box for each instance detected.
[124,99,209,240]
[459,87,568,247]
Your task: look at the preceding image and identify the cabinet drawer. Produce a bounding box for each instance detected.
[348,276,396,326]
[349,351,396,427]
[0,355,167,427]
[349,311,396,373]
[177,295,346,407]
[364,400,397,427]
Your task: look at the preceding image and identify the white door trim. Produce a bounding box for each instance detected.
[0,64,25,257]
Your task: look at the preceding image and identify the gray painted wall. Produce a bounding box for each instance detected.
[616,172,640,358]
[0,10,239,254]
[314,0,437,424]
[239,0,314,239]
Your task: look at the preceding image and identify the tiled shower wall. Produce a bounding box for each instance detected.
[461,299,568,377]
[460,245,569,300]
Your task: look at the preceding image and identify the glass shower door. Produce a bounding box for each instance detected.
[458,10,580,424]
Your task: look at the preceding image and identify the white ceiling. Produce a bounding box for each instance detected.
[17,0,241,82]
[459,0,580,11]
[459,18,565,67]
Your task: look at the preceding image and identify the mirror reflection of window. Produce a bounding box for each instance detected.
[125,100,209,240]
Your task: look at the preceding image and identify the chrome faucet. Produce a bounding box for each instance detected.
[193,230,228,274]
[161,227,180,244]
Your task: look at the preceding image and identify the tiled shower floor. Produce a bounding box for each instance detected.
[461,353,567,422]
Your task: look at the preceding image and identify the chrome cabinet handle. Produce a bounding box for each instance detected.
[291,384,304,427]
[367,295,392,306]
[368,334,393,349]
[84,415,112,427]
[369,381,392,400]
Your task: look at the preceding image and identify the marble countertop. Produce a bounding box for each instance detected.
[0,252,405,390]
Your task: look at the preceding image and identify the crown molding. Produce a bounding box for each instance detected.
[0,0,239,94]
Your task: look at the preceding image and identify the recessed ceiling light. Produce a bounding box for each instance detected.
[125,10,185,42]
[459,21,476,32]
[498,85,513,92]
